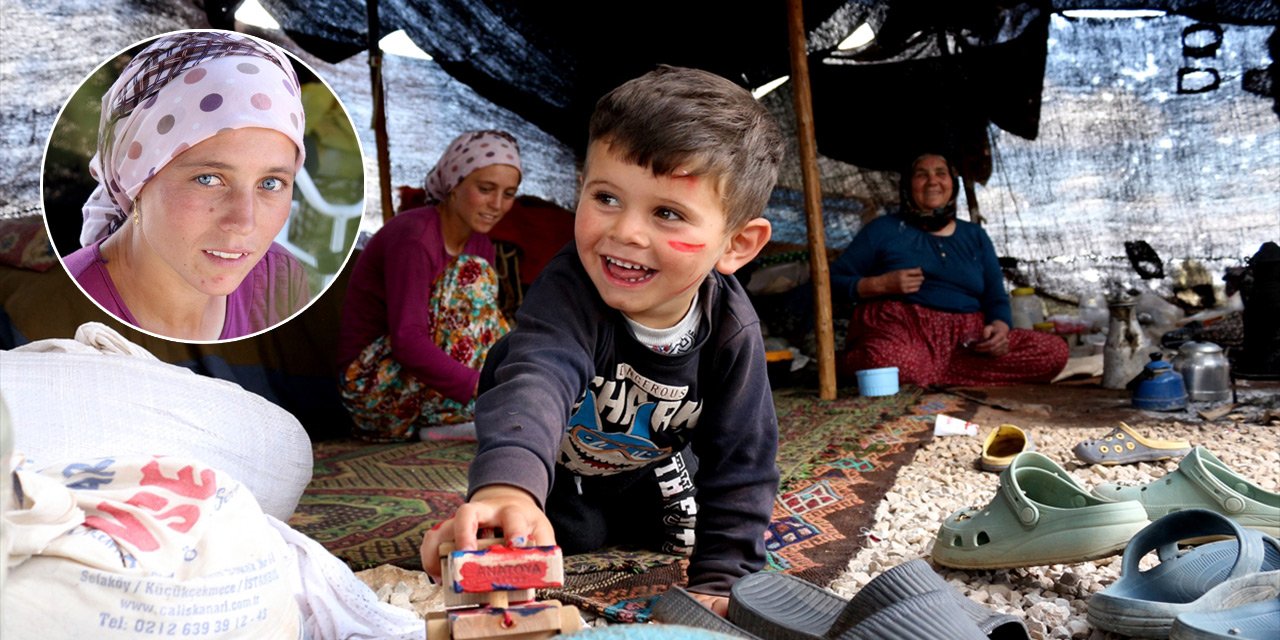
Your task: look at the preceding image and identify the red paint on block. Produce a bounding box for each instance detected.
[668,240,705,253]
[457,558,550,591]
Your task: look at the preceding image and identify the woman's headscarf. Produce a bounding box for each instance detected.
[424,130,522,204]
[898,152,959,233]
[81,30,307,246]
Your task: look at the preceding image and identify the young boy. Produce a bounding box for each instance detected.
[422,65,784,615]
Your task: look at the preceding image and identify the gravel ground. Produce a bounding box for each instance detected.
[830,417,1280,640]
[358,410,1279,638]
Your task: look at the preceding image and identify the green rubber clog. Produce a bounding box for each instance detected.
[1093,447,1280,538]
[932,451,1151,569]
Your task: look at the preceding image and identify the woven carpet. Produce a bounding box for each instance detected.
[290,387,953,621]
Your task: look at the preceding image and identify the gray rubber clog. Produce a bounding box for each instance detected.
[1087,509,1280,639]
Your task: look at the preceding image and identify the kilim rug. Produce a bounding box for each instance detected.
[288,435,475,571]
[290,388,956,622]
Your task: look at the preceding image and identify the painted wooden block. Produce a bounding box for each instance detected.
[448,602,561,639]
[449,544,564,593]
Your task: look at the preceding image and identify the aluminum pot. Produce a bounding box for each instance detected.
[1172,341,1232,403]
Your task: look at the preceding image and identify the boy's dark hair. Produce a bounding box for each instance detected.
[588,65,784,230]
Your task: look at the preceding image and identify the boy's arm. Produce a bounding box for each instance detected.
[468,247,598,508]
[685,309,780,597]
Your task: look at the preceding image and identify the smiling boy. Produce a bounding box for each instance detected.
[422,65,784,614]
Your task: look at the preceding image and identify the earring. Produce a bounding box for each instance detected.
[132,199,141,227]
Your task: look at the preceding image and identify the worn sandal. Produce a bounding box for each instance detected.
[1087,509,1280,638]
[1072,422,1192,465]
[1169,595,1280,640]
[933,451,1150,569]
[651,586,757,638]
[727,561,1028,640]
[980,424,1035,472]
[1093,447,1280,538]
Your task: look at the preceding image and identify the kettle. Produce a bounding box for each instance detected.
[1172,341,1232,403]
[1131,353,1188,411]
[1103,296,1151,389]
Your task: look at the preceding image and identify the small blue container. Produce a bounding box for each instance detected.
[856,367,899,397]
[1132,357,1187,411]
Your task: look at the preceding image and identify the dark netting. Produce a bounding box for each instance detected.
[3,1,1274,312]
[761,11,1276,309]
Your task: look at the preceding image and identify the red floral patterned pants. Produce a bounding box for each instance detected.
[840,300,1069,387]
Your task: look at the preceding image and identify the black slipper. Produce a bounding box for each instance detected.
[727,560,1029,640]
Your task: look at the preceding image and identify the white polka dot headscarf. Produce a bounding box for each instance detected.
[424,130,522,204]
[80,30,307,246]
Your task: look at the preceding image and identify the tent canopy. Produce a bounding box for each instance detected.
[247,0,1276,175]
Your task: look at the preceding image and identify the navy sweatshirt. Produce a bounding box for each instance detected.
[469,243,780,595]
[830,214,1013,328]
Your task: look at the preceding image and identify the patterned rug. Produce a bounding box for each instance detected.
[290,387,953,621]
[288,435,475,571]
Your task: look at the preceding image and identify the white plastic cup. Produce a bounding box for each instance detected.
[856,367,900,397]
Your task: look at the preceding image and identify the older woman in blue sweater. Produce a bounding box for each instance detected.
[831,153,1067,387]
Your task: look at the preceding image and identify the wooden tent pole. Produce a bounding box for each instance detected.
[785,0,837,400]
[367,0,394,222]
[962,176,984,225]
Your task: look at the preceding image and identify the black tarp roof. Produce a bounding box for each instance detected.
[244,0,1277,173]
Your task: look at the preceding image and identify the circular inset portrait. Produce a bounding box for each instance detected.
[42,29,364,343]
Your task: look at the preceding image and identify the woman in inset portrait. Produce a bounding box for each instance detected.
[64,30,311,341]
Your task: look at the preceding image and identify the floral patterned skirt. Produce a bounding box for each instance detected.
[341,255,509,441]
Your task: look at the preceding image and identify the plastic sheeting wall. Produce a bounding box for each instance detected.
[764,13,1277,303]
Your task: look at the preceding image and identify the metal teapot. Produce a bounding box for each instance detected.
[1171,341,1232,403]
[1131,353,1188,411]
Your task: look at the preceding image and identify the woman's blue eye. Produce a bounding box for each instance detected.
[195,174,220,186]
[261,177,283,191]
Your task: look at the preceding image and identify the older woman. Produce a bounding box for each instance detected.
[64,31,310,341]
[831,153,1068,387]
[337,130,522,441]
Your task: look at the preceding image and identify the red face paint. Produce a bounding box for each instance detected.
[668,240,705,253]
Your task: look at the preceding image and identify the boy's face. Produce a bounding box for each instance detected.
[575,141,734,329]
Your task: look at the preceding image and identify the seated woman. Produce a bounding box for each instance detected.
[337,130,522,441]
[831,153,1068,387]
[65,31,311,341]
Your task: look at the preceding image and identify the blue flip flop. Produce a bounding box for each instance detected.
[1088,509,1280,638]
[1170,596,1280,640]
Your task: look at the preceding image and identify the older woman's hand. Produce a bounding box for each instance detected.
[972,320,1010,357]
[860,267,924,297]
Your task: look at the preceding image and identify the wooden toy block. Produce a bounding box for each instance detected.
[449,544,564,593]
[438,539,554,609]
[426,601,582,640]
[448,602,561,639]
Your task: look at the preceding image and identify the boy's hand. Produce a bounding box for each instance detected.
[419,484,555,581]
[690,592,728,616]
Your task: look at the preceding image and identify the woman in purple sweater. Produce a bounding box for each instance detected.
[62,31,310,342]
[337,130,522,441]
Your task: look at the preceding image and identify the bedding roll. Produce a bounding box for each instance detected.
[0,325,312,521]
